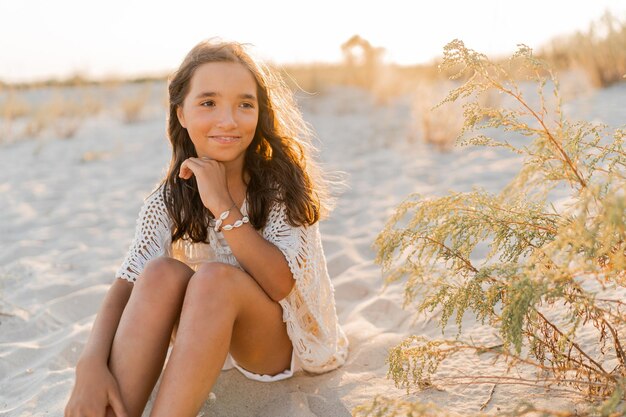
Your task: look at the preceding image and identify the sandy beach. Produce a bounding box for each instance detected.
[1,80,624,416]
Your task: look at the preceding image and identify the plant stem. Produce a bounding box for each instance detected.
[533,308,612,379]
[484,75,587,189]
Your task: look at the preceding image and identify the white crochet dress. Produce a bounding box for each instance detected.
[116,185,349,374]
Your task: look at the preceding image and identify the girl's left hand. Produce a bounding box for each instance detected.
[179,157,233,213]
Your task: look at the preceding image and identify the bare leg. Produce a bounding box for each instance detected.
[149,262,293,417]
[106,257,194,417]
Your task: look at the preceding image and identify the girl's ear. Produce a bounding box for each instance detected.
[176,106,186,128]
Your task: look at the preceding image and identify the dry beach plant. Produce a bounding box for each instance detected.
[120,83,152,123]
[408,80,464,151]
[1,88,103,142]
[357,40,626,416]
[542,11,626,88]
[0,89,31,142]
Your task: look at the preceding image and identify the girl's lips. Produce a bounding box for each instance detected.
[209,136,240,144]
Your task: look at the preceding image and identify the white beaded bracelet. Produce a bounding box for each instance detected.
[221,215,250,232]
[213,209,232,232]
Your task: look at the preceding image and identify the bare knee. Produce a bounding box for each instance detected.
[186,262,242,306]
[135,257,192,293]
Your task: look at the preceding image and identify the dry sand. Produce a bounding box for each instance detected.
[1,81,624,416]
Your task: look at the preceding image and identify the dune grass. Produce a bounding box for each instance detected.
[540,11,626,88]
[358,40,626,417]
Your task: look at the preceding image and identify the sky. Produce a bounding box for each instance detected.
[1,0,625,83]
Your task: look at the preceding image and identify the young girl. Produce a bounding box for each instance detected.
[65,39,349,417]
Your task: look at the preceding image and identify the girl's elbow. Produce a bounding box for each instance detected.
[271,276,296,302]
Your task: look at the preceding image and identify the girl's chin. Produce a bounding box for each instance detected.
[195,152,244,164]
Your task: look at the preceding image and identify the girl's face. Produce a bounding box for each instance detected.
[177,61,259,168]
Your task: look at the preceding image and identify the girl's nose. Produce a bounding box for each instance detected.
[216,108,237,129]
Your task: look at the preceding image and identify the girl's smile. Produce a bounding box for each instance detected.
[208,135,241,144]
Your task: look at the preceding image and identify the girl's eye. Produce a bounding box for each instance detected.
[201,100,216,107]
[240,102,255,109]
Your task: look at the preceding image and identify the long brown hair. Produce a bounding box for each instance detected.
[161,39,331,243]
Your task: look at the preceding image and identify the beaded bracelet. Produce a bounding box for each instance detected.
[221,215,249,232]
[213,203,236,232]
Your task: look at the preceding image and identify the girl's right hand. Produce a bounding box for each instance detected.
[179,156,233,214]
[64,359,129,417]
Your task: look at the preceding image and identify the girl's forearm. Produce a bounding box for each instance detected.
[78,279,134,367]
[219,210,295,301]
